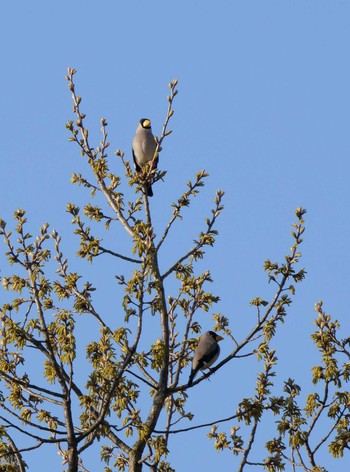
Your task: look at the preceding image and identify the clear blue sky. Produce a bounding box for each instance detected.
[1,1,350,471]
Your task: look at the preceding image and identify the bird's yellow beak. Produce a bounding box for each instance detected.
[143,119,151,128]
[216,335,224,342]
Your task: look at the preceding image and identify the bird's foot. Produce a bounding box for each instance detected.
[205,368,216,382]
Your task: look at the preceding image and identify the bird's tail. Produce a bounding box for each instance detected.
[188,369,196,387]
[147,184,153,197]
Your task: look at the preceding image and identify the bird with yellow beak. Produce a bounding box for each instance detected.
[188,331,224,386]
[132,118,158,197]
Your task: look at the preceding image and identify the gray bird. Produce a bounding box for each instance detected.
[132,118,158,197]
[188,331,223,386]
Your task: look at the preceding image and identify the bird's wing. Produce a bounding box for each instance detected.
[188,342,220,386]
[197,343,220,368]
[152,150,159,169]
[193,338,219,369]
[132,148,141,172]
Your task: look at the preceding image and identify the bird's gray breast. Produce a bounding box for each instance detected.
[133,130,156,166]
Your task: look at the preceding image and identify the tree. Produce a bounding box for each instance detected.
[0,69,349,472]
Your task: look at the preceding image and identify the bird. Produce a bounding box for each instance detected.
[188,331,223,387]
[132,118,158,197]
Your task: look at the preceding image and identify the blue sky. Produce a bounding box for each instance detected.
[1,1,350,471]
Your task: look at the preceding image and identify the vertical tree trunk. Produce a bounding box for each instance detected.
[128,450,143,472]
[67,446,79,472]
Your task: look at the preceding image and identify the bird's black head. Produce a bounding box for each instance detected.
[208,331,224,342]
[140,118,151,129]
